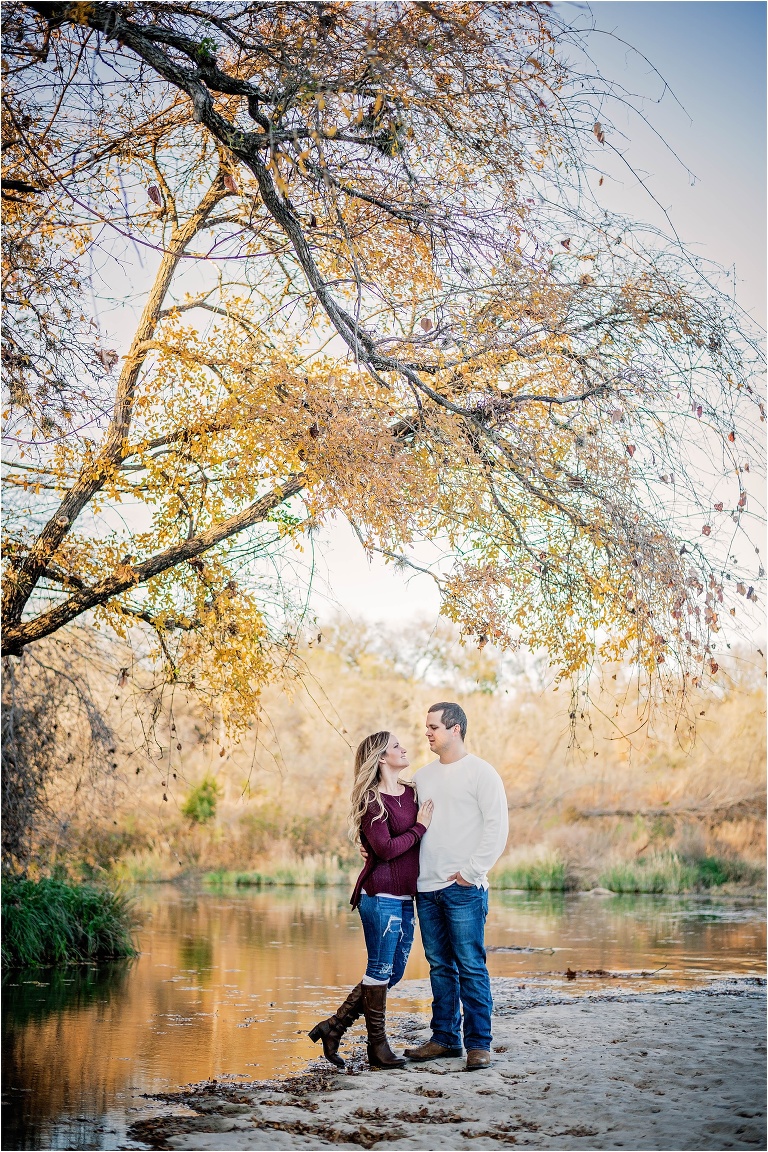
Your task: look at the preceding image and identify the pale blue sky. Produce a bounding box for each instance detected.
[312,2,766,628]
[584,1,765,320]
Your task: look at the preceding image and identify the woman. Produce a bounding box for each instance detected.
[309,730,433,1070]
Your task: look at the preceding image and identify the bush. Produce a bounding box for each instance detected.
[236,805,285,855]
[236,806,348,859]
[182,776,221,824]
[1,877,137,968]
[692,854,760,888]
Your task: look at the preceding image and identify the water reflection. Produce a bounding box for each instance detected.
[487,891,767,984]
[2,886,764,1150]
[2,964,134,1151]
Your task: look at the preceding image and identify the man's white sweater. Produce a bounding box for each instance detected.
[414,753,509,891]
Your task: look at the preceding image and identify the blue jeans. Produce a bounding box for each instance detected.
[416,883,492,1051]
[358,894,415,986]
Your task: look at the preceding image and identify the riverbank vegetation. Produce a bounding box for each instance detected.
[1,877,137,969]
[197,848,764,896]
[31,621,765,897]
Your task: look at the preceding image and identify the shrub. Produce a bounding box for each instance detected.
[1,877,137,968]
[182,776,221,824]
[76,819,154,877]
[287,814,335,857]
[237,805,285,855]
[693,854,761,887]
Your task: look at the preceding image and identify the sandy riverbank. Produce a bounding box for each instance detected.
[129,978,766,1152]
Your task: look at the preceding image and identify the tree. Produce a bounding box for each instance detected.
[2,1,763,733]
[1,641,115,870]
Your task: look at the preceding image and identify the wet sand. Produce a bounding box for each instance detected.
[128,978,766,1151]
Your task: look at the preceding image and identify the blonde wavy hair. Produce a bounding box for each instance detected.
[348,731,415,847]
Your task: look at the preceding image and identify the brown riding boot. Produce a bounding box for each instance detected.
[403,1038,463,1061]
[309,983,364,1068]
[361,984,406,1069]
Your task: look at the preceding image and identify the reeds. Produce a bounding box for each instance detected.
[1,877,138,968]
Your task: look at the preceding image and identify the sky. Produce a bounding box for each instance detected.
[308,1,767,630]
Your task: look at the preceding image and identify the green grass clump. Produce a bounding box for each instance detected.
[492,854,576,891]
[234,872,265,887]
[693,855,759,887]
[598,851,756,894]
[1,877,138,969]
[600,854,697,894]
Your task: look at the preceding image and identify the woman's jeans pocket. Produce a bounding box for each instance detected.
[358,894,415,985]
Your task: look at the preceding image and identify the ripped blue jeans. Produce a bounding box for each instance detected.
[358,893,415,986]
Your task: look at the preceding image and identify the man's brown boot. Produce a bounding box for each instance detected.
[465,1048,491,1070]
[309,983,364,1068]
[361,984,406,1069]
[403,1039,463,1061]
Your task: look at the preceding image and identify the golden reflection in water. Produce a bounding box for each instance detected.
[2,887,765,1149]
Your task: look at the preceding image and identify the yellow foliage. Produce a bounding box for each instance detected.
[2,2,763,732]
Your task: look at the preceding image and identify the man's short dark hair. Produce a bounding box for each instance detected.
[428,701,467,740]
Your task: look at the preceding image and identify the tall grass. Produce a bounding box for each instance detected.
[1,877,138,968]
[491,854,577,891]
[599,851,762,894]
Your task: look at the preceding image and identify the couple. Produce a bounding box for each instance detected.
[309,701,509,1073]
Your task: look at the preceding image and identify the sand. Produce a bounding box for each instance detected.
[128,978,766,1151]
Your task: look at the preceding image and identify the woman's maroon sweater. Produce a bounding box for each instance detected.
[350,787,426,909]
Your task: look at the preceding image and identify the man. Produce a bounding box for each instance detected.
[405,702,508,1071]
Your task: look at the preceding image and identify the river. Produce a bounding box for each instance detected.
[2,885,765,1150]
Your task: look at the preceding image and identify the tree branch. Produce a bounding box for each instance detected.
[2,170,229,630]
[2,475,306,656]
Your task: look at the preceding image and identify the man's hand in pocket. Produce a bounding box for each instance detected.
[447,871,472,887]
